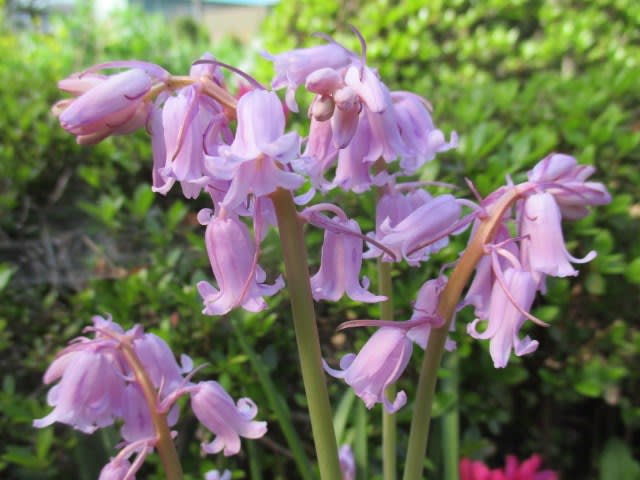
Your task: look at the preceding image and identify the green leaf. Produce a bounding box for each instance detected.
[599,438,640,480]
[0,263,15,292]
[625,257,640,285]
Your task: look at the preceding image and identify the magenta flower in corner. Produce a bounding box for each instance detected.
[460,455,558,480]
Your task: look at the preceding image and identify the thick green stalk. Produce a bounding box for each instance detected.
[270,188,342,480]
[378,260,397,480]
[402,188,522,480]
[120,341,183,480]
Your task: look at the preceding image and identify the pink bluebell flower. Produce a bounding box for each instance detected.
[324,326,412,413]
[467,267,539,368]
[55,68,153,145]
[197,210,284,315]
[520,192,596,278]
[190,381,267,456]
[365,193,463,265]
[213,90,304,210]
[310,215,386,303]
[265,40,355,112]
[339,445,356,480]
[528,153,611,219]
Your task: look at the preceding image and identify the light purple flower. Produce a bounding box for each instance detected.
[33,348,126,433]
[339,445,356,480]
[520,192,596,278]
[265,41,355,111]
[205,470,232,480]
[392,91,457,174]
[197,211,284,315]
[190,381,267,456]
[407,276,456,351]
[366,194,462,265]
[133,332,192,395]
[464,225,518,319]
[56,68,153,145]
[528,153,611,219]
[310,216,386,303]
[467,268,539,368]
[324,326,411,413]
[213,90,303,210]
[98,457,133,480]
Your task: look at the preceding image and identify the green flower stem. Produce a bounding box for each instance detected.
[120,340,183,480]
[378,260,397,480]
[270,188,342,480]
[402,188,523,480]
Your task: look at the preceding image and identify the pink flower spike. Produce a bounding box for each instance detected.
[190,381,267,456]
[197,213,284,316]
[310,216,386,303]
[520,192,596,278]
[324,327,411,413]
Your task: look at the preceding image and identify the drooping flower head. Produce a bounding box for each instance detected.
[196,209,284,316]
[190,381,268,456]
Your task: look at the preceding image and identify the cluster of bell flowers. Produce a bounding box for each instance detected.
[44,27,611,476]
[33,316,267,479]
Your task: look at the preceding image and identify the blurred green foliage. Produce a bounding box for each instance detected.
[0,0,639,479]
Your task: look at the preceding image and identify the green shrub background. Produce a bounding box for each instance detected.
[0,0,639,479]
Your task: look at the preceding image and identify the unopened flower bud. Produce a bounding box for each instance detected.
[310,95,335,121]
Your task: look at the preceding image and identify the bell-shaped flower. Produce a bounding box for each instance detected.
[133,333,192,396]
[33,349,126,433]
[190,381,267,456]
[157,85,228,199]
[464,225,519,319]
[324,326,412,413]
[366,194,462,265]
[98,457,134,480]
[406,276,455,350]
[528,153,611,219]
[197,211,284,316]
[56,68,153,144]
[213,90,304,211]
[310,216,385,303]
[330,112,375,192]
[265,41,355,111]
[520,192,596,278]
[467,268,539,368]
[392,91,457,174]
